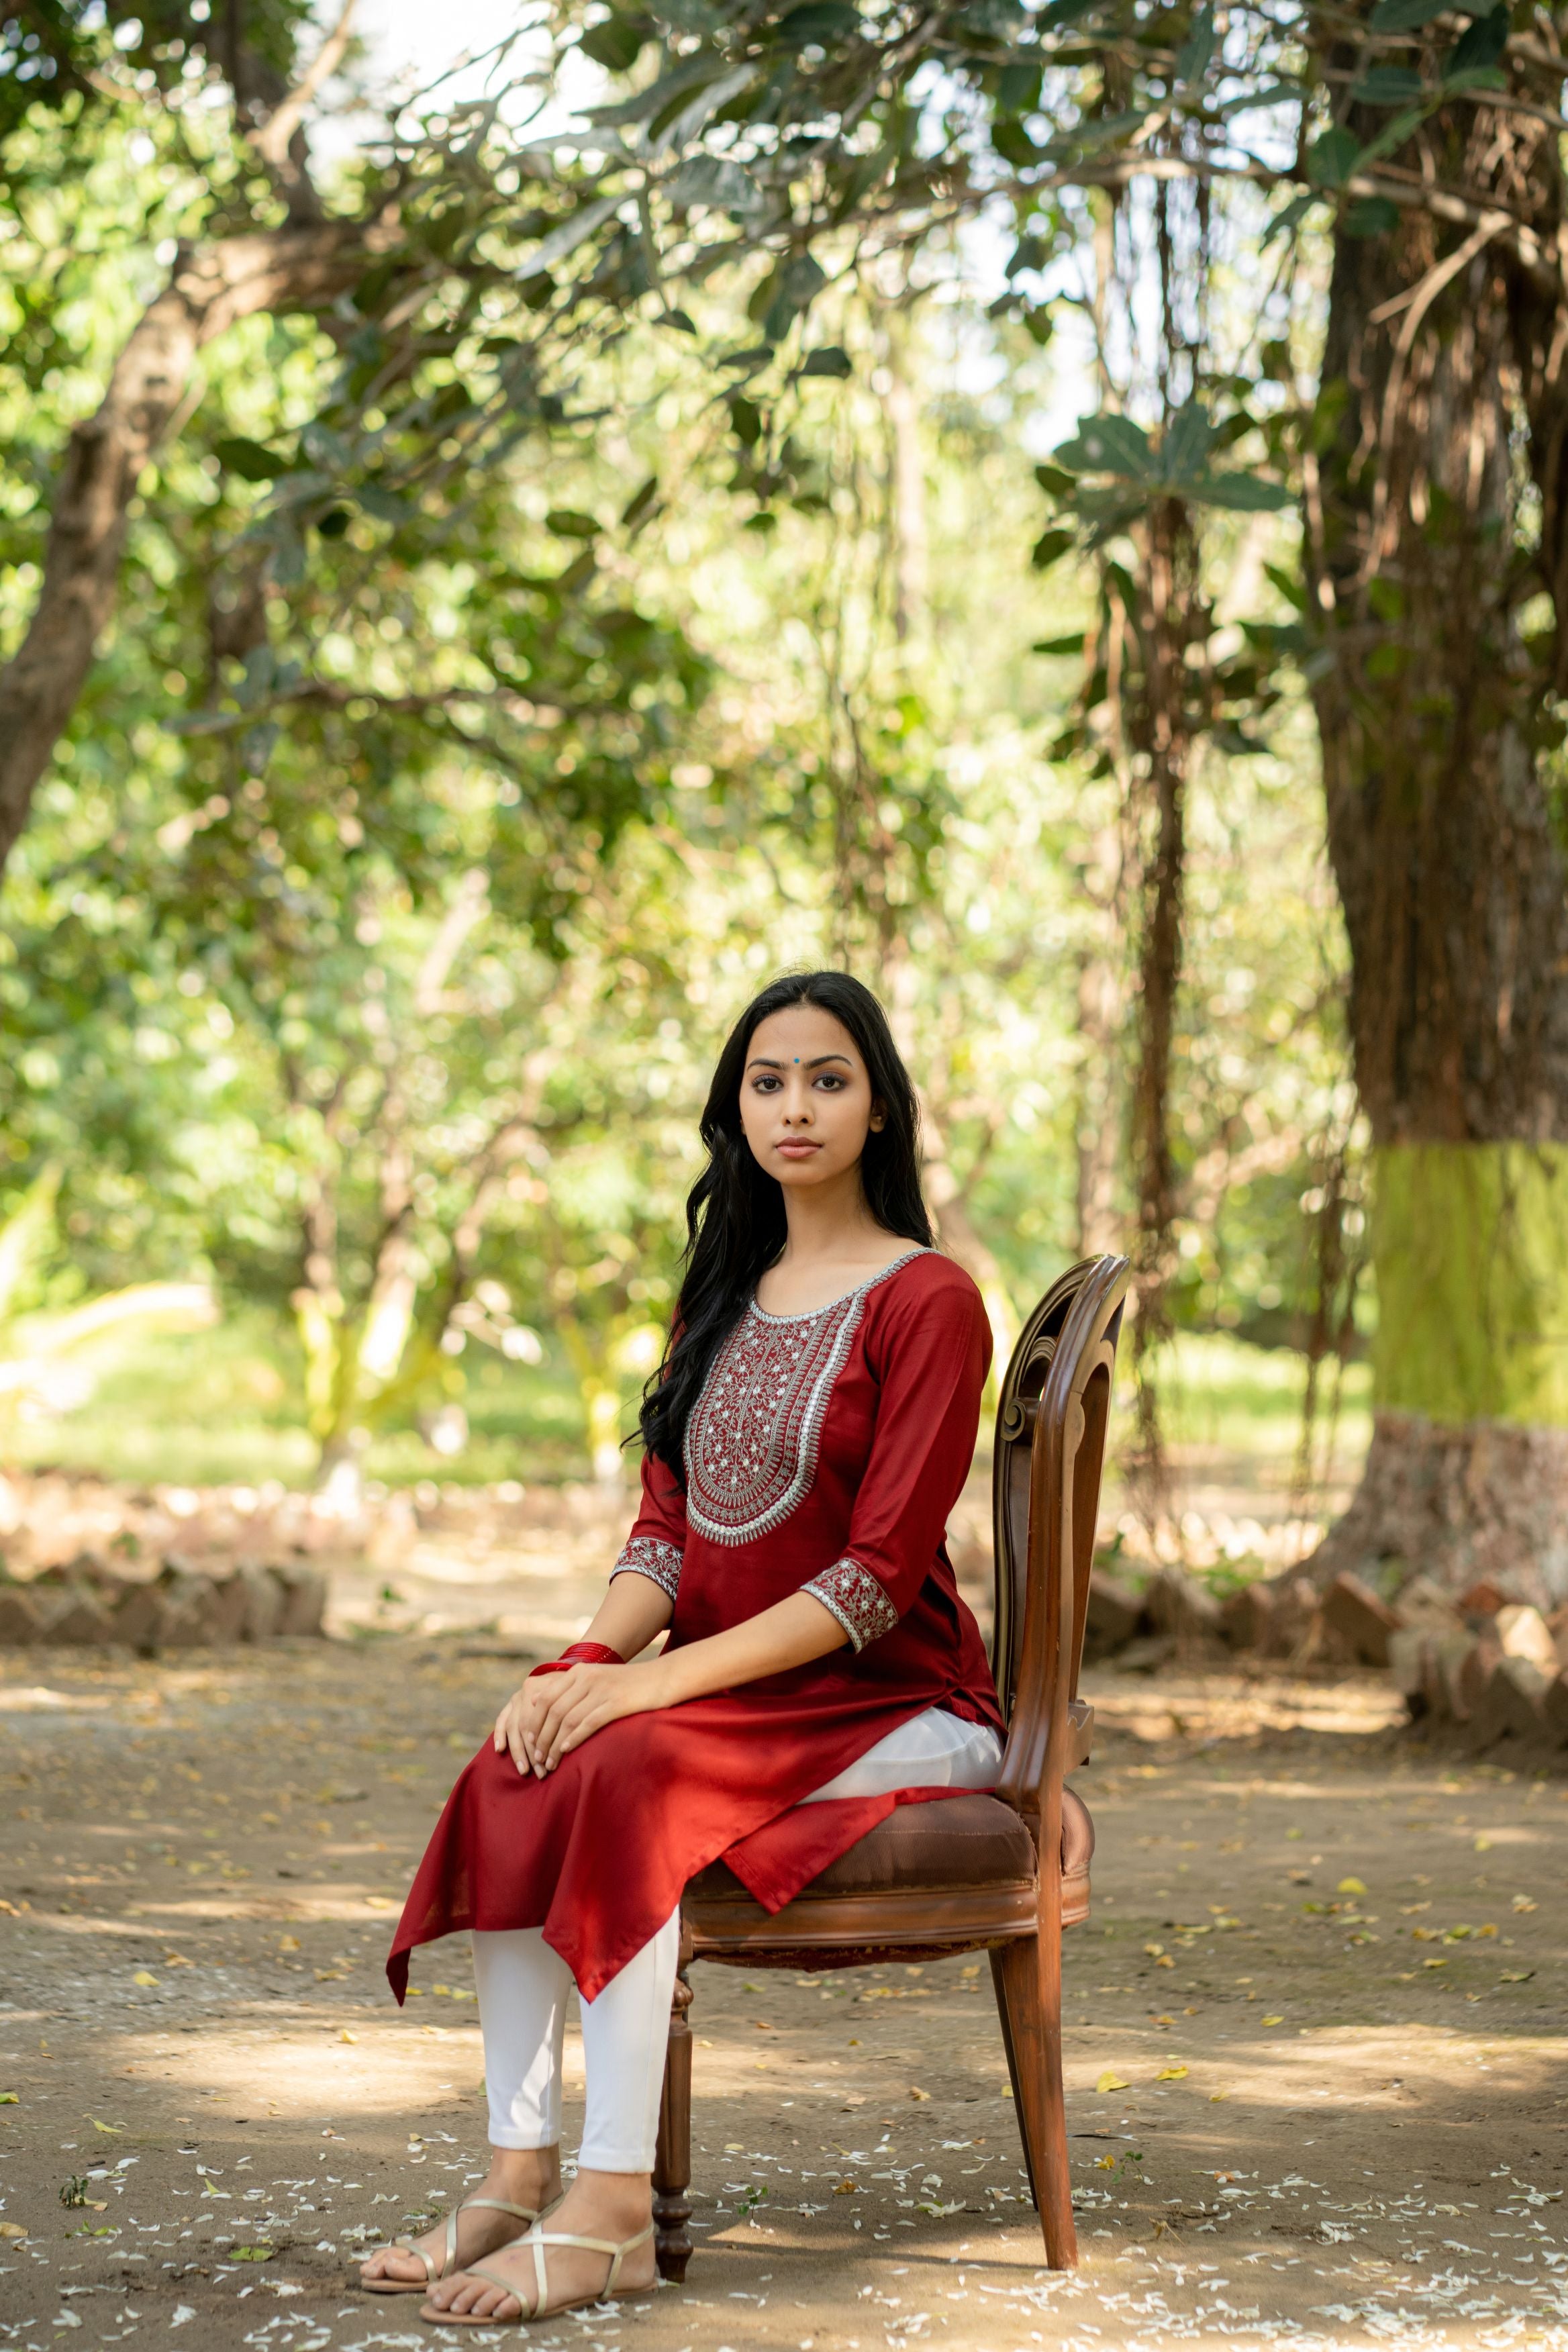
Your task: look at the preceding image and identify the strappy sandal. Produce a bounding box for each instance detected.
[358,2195,546,2296]
[418,2218,656,2326]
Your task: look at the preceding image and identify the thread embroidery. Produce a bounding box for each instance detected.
[610,1536,683,1602]
[684,1250,928,1545]
[802,1557,900,1651]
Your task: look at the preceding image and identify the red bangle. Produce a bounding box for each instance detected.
[528,1640,624,1679]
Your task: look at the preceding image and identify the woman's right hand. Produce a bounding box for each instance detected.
[493,1675,559,1777]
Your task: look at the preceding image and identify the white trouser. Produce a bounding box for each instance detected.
[473,1706,1003,2171]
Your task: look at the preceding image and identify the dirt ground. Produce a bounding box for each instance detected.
[3,1636,1567,2352]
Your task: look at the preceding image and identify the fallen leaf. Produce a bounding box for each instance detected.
[1261,2016,1283,2026]
[0,2092,16,2105]
[230,2246,274,2262]
[908,2086,930,2101]
[1155,2065,1189,2081]
[163,1953,193,1967]
[1500,1969,1535,1983]
[1096,2071,1129,2094]
[1337,1877,1367,1896]
[1512,1894,1537,1913]
[0,2222,26,2239]
[1208,2091,1228,2103]
[1093,2155,1116,2171]
[132,1971,159,1989]
[89,2118,124,2135]
[340,2030,358,2044]
[1474,1835,1492,1852]
[1422,1957,1448,1969]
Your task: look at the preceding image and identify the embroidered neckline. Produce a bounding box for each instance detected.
[748,1245,930,1328]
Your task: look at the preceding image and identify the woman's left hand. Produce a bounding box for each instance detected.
[494,1658,674,1777]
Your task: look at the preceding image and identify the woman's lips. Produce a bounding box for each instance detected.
[775,1139,821,1158]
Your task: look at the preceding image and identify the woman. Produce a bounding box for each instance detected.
[362,970,1005,2326]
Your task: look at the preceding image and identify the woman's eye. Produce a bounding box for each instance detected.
[815,1073,846,1090]
[752,1074,781,1093]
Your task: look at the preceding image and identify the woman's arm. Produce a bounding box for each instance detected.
[495,1591,848,1776]
[579,1571,676,1661]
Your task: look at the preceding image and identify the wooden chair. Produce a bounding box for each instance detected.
[650,1252,1129,2277]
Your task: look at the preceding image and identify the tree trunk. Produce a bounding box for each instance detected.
[0,218,397,877]
[1304,108,1568,1604]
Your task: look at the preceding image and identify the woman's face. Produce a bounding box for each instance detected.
[737,1003,885,1195]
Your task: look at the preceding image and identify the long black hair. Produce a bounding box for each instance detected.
[638,970,933,1478]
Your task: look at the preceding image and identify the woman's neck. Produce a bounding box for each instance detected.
[755,1173,916,1315]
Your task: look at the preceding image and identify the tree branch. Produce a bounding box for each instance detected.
[0,214,402,884]
[251,0,358,170]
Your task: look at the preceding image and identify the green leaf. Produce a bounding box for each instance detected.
[1445,5,1508,73]
[657,308,698,333]
[1351,66,1425,103]
[230,2246,274,2263]
[1163,400,1216,483]
[578,13,650,70]
[1174,5,1215,83]
[1218,80,1308,112]
[621,475,659,527]
[1306,128,1360,189]
[991,117,1042,167]
[315,507,351,540]
[1032,632,1086,654]
[1034,462,1076,497]
[531,195,623,273]
[1262,191,1315,246]
[545,509,599,539]
[1369,0,1453,28]
[801,345,852,377]
[997,63,1042,111]
[1031,526,1077,570]
[1264,561,1307,611]
[957,0,1025,36]
[775,1,861,44]
[1055,413,1157,480]
[728,394,765,446]
[1186,472,1291,511]
[213,436,292,483]
[1344,195,1401,237]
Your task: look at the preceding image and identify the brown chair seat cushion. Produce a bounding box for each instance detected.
[688,1787,1094,1904]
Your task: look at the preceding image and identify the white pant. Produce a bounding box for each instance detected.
[473,1707,1002,2169]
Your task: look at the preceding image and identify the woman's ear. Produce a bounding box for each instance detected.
[868,1098,887,1134]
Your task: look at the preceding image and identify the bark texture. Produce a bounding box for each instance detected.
[0,219,397,877]
[1303,78,1568,1591]
[1320,1415,1568,1611]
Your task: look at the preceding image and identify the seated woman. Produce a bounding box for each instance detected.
[361,968,1004,2327]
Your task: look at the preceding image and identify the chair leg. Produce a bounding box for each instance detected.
[652,1950,694,2282]
[990,1935,1077,2269]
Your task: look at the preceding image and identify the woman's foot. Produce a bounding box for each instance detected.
[422,2168,656,2321]
[358,2147,561,2290]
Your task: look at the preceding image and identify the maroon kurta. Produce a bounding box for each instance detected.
[388,1248,1002,2000]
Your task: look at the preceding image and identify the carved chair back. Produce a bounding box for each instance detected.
[989,1255,1129,1841]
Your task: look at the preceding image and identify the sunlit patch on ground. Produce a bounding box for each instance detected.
[3,1636,1566,2349]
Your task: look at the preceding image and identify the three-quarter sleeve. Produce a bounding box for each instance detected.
[800,1267,991,1651]
[610,1445,687,1604]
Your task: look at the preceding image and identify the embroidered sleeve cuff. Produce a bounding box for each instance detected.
[610,1536,683,1604]
[801,1557,900,1653]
